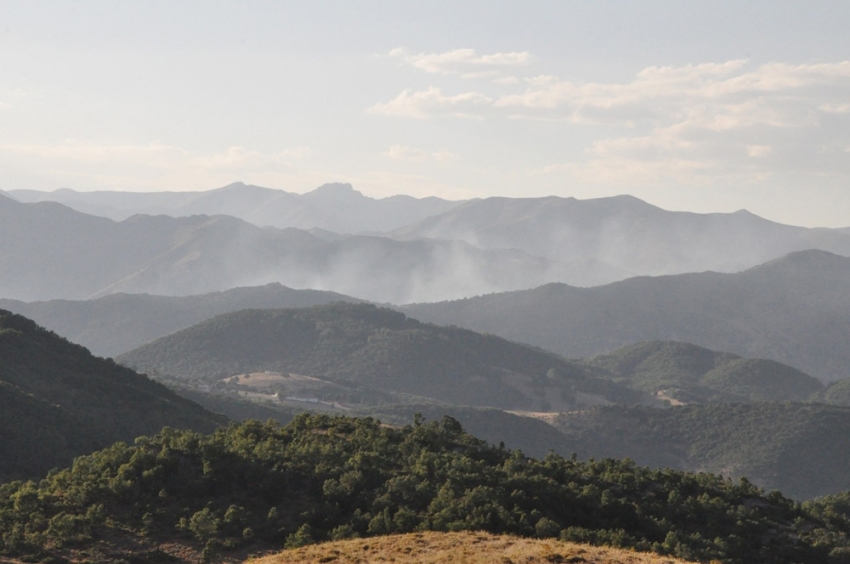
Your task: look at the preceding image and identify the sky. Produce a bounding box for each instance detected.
[1,1,849,227]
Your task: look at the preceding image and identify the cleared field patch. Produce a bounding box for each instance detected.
[223,372,326,390]
[248,531,693,564]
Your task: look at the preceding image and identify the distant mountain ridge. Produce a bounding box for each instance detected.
[0,194,579,303]
[0,283,364,357]
[404,249,850,381]
[5,182,465,233]
[4,186,850,304]
[390,195,850,277]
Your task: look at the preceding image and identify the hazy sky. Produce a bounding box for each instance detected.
[1,1,849,226]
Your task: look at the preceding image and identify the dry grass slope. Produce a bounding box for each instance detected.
[249,532,694,564]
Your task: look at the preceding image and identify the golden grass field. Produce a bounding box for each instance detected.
[248,531,693,564]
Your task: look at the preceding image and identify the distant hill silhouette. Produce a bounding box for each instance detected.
[404,249,850,381]
[391,195,850,277]
[0,309,225,481]
[0,283,364,357]
[6,182,464,233]
[6,187,850,296]
[0,194,579,303]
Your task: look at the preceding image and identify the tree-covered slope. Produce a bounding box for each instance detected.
[118,303,638,411]
[0,309,226,481]
[548,402,850,500]
[1,414,847,564]
[585,341,824,403]
[404,249,850,381]
[812,380,850,406]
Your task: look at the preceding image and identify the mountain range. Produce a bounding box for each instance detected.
[390,194,850,277]
[117,302,829,409]
[3,248,848,387]
[0,283,363,357]
[4,183,850,304]
[5,182,463,233]
[0,193,576,303]
[405,249,850,381]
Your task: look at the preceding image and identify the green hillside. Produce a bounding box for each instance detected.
[813,379,850,405]
[547,402,850,500]
[118,303,640,411]
[1,414,847,564]
[0,309,226,481]
[403,249,850,382]
[585,341,824,403]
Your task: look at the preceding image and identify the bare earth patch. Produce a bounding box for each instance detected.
[248,531,693,564]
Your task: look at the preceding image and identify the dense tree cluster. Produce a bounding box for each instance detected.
[3,414,850,563]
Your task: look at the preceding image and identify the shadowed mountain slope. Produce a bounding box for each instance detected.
[0,310,226,481]
[404,249,850,381]
[117,303,640,411]
[391,195,850,278]
[6,182,464,233]
[0,284,363,357]
[548,402,850,500]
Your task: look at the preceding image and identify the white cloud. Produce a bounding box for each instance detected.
[389,47,530,77]
[382,145,457,162]
[431,149,458,162]
[383,145,428,161]
[820,103,850,114]
[373,59,850,188]
[368,86,491,119]
[747,145,773,158]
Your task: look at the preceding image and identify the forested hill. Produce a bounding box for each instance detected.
[403,249,850,381]
[549,402,850,500]
[586,340,824,403]
[3,414,850,564]
[117,302,641,411]
[0,309,226,481]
